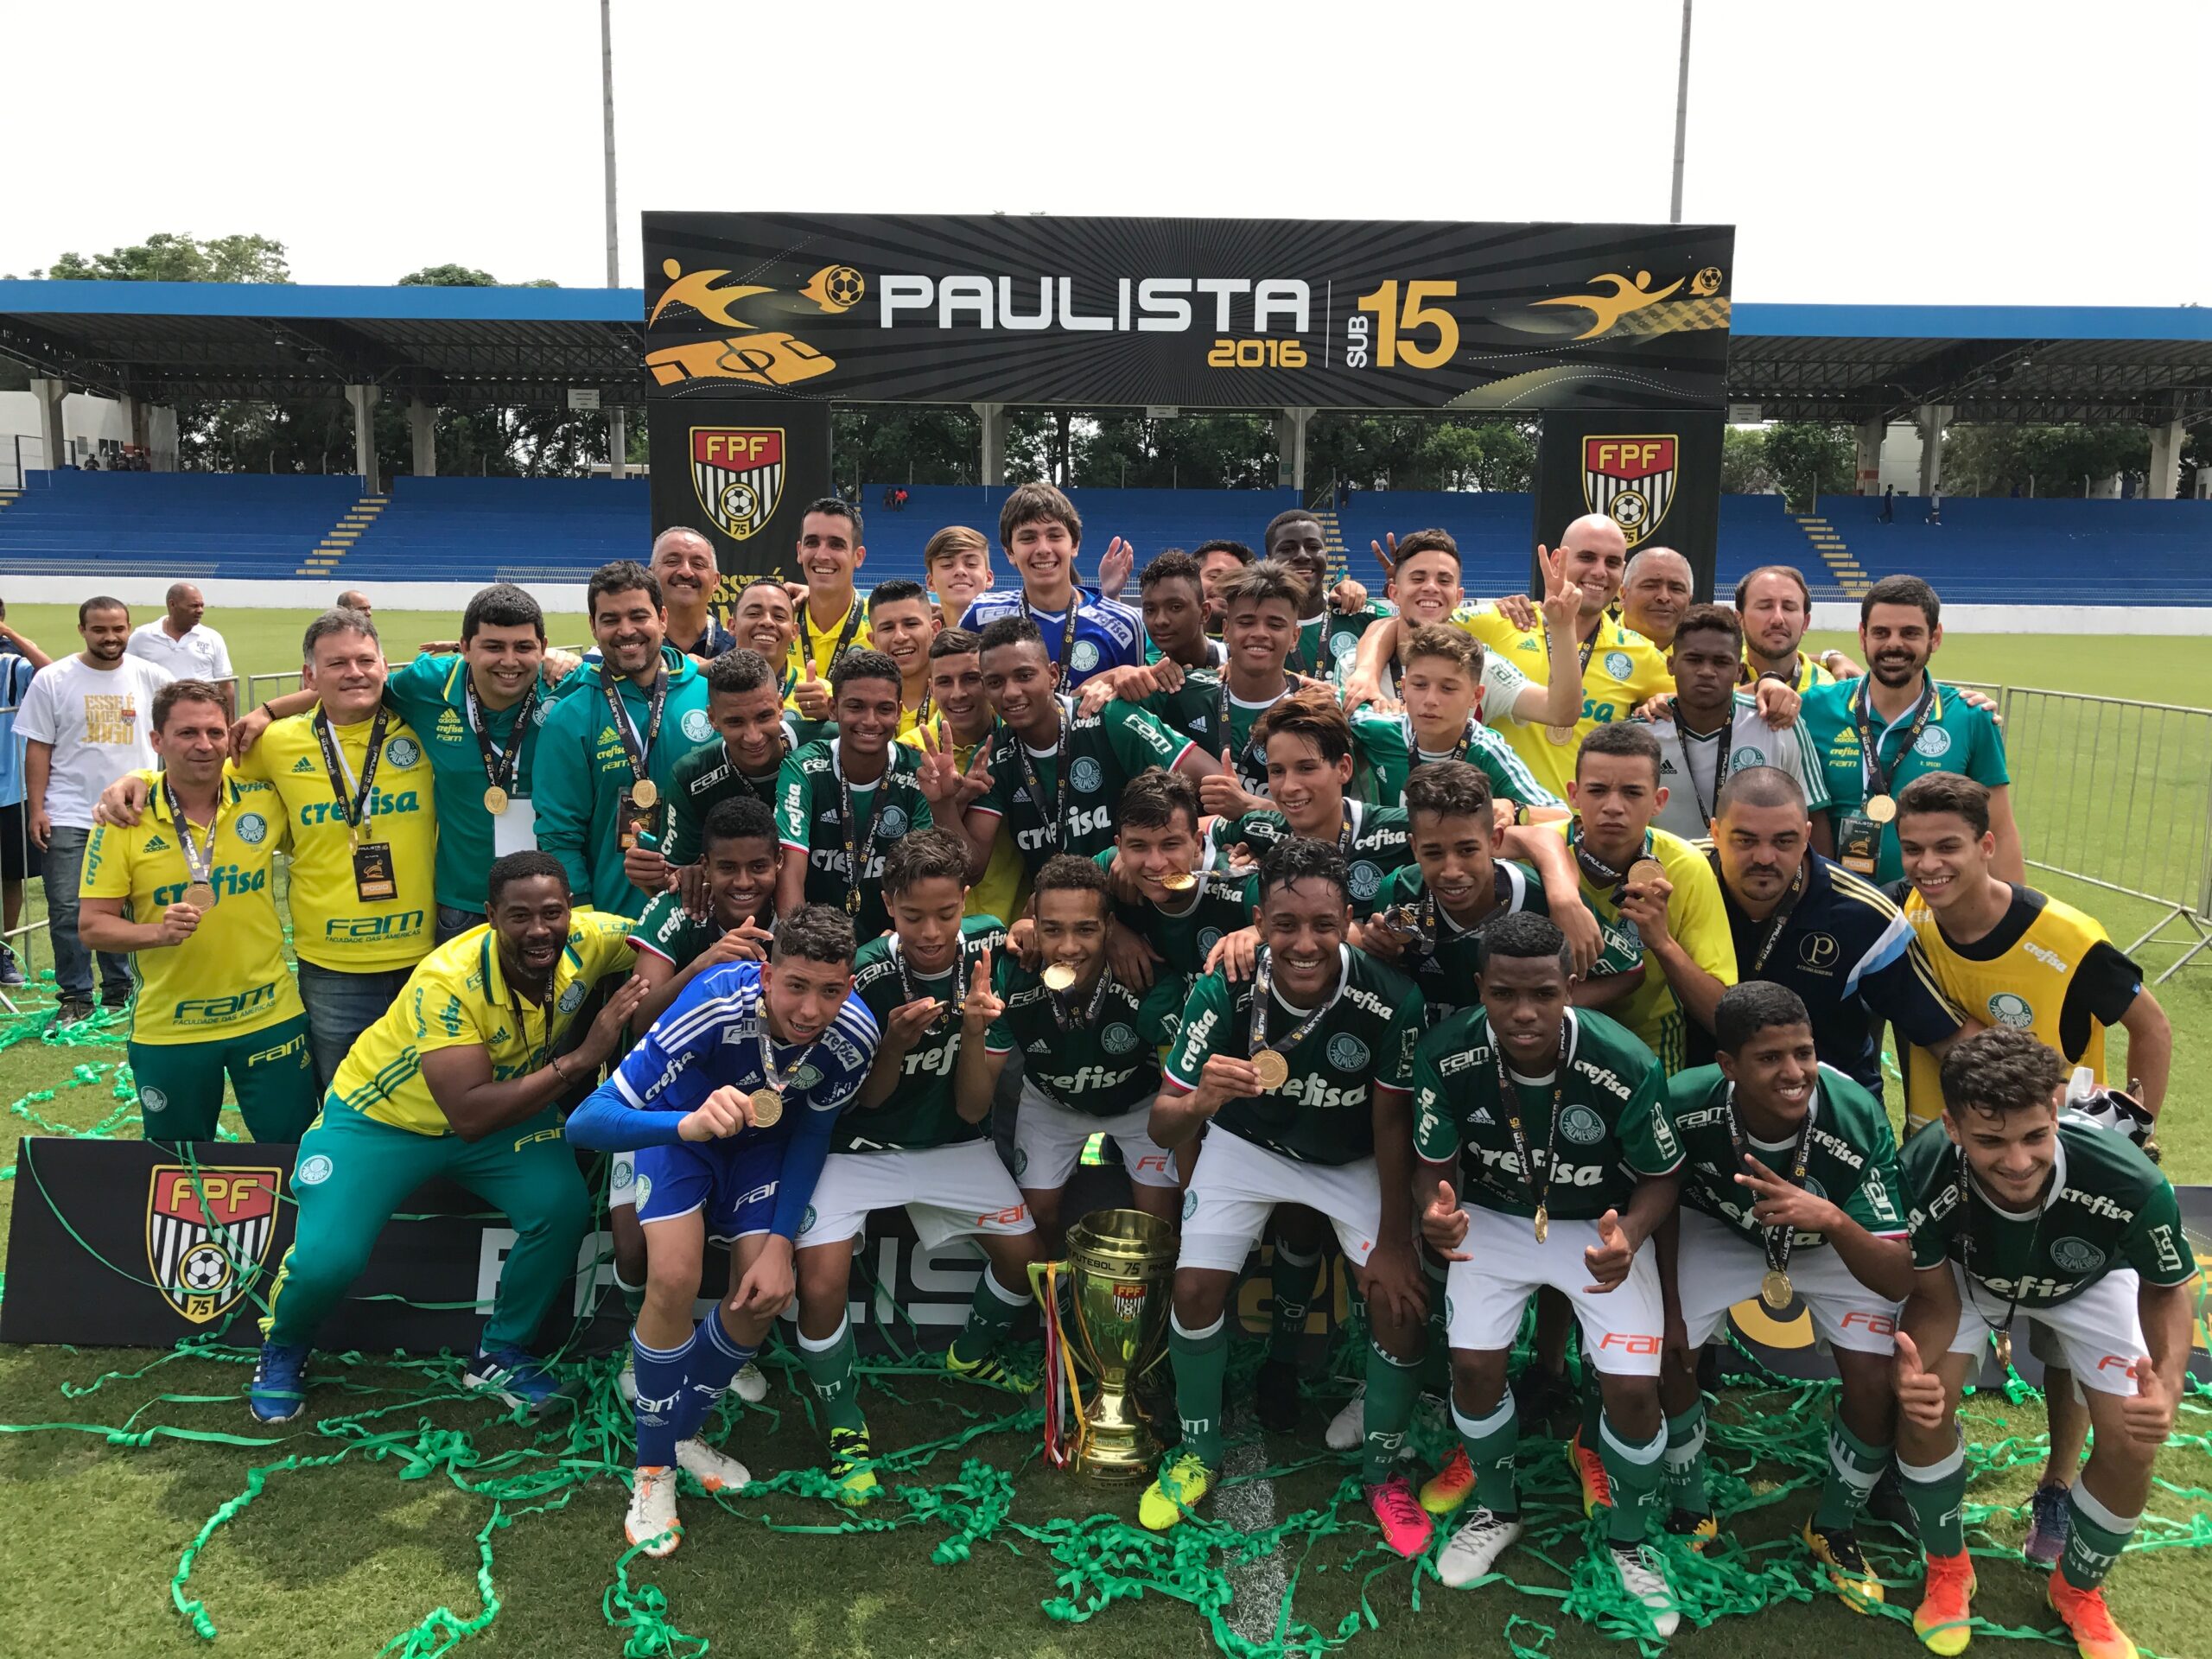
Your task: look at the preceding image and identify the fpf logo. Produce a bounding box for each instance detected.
[1582,436,1678,549]
[691,427,784,542]
[147,1166,283,1324]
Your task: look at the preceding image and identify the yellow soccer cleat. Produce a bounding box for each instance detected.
[827,1426,880,1506]
[1421,1446,1476,1516]
[1139,1452,1212,1531]
[1804,1518,1884,1610]
[1666,1508,1719,1552]
[1913,1550,1977,1656]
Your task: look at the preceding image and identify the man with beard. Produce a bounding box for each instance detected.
[1798,576,2018,887]
[651,528,735,661]
[1732,565,1858,690]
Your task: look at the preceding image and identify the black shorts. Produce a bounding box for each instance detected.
[0,800,40,883]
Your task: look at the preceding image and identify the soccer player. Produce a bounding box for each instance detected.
[1347,625,1562,816]
[1195,537,1254,633]
[1894,1028,2196,1659]
[1700,767,1968,1094]
[775,649,933,939]
[664,649,800,873]
[922,524,994,630]
[1411,911,1684,1633]
[1656,982,1911,1609]
[78,679,314,1140]
[1261,506,1391,677]
[1642,603,1830,842]
[126,582,233,715]
[565,905,876,1554]
[732,576,801,697]
[785,498,873,721]
[535,561,713,919]
[1069,551,1229,751]
[1136,548,1226,677]
[957,482,1143,687]
[652,527,735,661]
[900,628,1027,928]
[1203,560,1330,807]
[631,797,781,1026]
[1102,767,1255,993]
[1140,839,1433,1558]
[867,577,941,738]
[252,852,648,1423]
[1733,564,1856,690]
[1799,575,2018,885]
[791,833,1037,1501]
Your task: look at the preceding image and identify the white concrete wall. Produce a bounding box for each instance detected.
[0,390,177,482]
[0,574,592,613]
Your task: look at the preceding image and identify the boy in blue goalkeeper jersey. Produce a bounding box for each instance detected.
[567,905,878,1558]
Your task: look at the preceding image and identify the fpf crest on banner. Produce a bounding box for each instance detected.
[1583,435,1679,548]
[146,1164,282,1324]
[691,427,785,542]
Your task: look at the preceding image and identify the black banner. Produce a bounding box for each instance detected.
[640,213,1734,412]
[1532,409,1727,602]
[645,397,833,594]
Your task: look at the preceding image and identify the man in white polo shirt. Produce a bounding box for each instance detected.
[128,584,234,715]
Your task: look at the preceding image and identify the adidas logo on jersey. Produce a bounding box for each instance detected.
[1027,1039,1051,1053]
[1470,1105,1494,1126]
[293,756,316,772]
[143,833,169,851]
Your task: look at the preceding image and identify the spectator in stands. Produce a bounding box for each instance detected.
[1925,485,1943,525]
[1194,538,1254,636]
[786,498,873,722]
[337,589,372,619]
[957,484,1142,689]
[650,528,734,662]
[127,583,235,715]
[1616,548,1694,651]
[0,600,53,988]
[16,598,174,1027]
[923,524,994,629]
[1880,484,1895,523]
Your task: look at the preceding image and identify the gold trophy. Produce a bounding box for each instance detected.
[1029,1207,1175,1482]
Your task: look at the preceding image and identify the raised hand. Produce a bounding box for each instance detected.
[1538,543,1583,639]
[1197,1052,1262,1108]
[1198,748,1251,819]
[793,663,833,721]
[913,719,965,812]
[1370,531,1402,584]
[702,919,774,964]
[1421,1179,1471,1260]
[1583,1207,1634,1292]
[1751,678,1802,729]
[885,994,946,1052]
[1097,535,1135,600]
[1893,1330,1947,1430]
[1735,1154,1842,1234]
[963,944,1004,1033]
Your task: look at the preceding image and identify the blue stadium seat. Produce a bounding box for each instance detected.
[340,476,652,582]
[0,469,359,578]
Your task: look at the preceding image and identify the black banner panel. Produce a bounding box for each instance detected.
[1532,409,1728,601]
[645,397,833,595]
[639,213,1735,412]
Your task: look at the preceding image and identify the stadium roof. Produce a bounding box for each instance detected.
[0,281,2205,424]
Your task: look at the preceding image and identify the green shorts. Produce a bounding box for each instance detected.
[130,1013,316,1143]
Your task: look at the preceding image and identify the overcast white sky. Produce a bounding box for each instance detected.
[6,0,2205,306]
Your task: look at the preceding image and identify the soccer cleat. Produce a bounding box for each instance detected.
[827,1426,879,1505]
[0,943,24,986]
[945,1345,1037,1395]
[1420,1446,1476,1516]
[1139,1452,1212,1531]
[1437,1506,1524,1588]
[732,1361,768,1405]
[1254,1357,1300,1432]
[675,1438,752,1493]
[1665,1508,1719,1551]
[2048,1573,2139,1659]
[1325,1383,1365,1452]
[464,1346,575,1416]
[1607,1542,1681,1638]
[615,1360,636,1404]
[2024,1479,2073,1568]
[625,1465,683,1557]
[248,1342,309,1424]
[1913,1550,1978,1656]
[1569,1428,1612,1514]
[1805,1518,1884,1610]
[1366,1472,1434,1558]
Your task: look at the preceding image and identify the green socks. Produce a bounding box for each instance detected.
[1454,1393,1521,1517]
[949,1264,1028,1365]
[1420,1255,1452,1394]
[1598,1411,1667,1546]
[2058,1480,2141,1592]
[1268,1243,1322,1363]
[1361,1339,1423,1485]
[1169,1311,1229,1467]
[1897,1438,1967,1558]
[798,1319,867,1435]
[1814,1414,1892,1530]
[1663,1405,1709,1514]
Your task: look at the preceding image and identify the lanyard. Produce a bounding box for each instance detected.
[1020,593,1082,676]
[1012,698,1073,851]
[1496,1014,1574,1237]
[837,745,893,917]
[464,674,535,797]
[1723,1080,1816,1276]
[1853,674,1936,800]
[754,1001,823,1101]
[799,599,864,678]
[160,779,220,889]
[505,970,555,1076]
[1051,963,1116,1032]
[893,930,968,1031]
[1568,821,1648,898]
[1405,712,1482,771]
[601,669,668,791]
[1955,1147,2053,1359]
[1670,698,1735,830]
[1713,850,1808,975]
[1249,947,1349,1064]
[313,708,389,846]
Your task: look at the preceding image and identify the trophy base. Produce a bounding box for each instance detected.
[1072,1391,1159,1483]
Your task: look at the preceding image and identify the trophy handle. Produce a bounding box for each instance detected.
[1026,1257,1067,1308]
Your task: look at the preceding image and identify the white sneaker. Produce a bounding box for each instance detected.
[676,1437,752,1493]
[1325,1384,1365,1452]
[625,1465,683,1557]
[617,1361,637,1404]
[1607,1543,1681,1637]
[1437,1507,1524,1588]
[732,1361,767,1405]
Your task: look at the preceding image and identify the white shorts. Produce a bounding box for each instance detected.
[1444,1205,1666,1376]
[1943,1262,2147,1395]
[797,1142,1035,1253]
[1013,1081,1179,1192]
[1675,1207,1900,1355]
[608,1149,636,1210]
[1176,1129,1381,1275]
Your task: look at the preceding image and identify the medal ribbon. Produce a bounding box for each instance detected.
[1011,696,1074,852]
[1852,673,1936,802]
[1671,697,1737,830]
[1724,1080,1817,1278]
[1020,593,1083,677]
[1495,1015,1573,1219]
[1051,963,1116,1033]
[465,673,535,798]
[1955,1144,2054,1352]
[313,707,389,847]
[893,930,968,1030]
[799,600,865,680]
[601,668,668,794]
[1568,821,1649,899]
[1733,854,1809,976]
[837,744,894,917]
[1247,947,1350,1065]
[160,779,220,891]
[754,987,824,1102]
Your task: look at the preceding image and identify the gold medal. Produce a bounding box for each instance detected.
[1864,793,1897,824]
[1993,1328,2012,1371]
[1042,963,1079,993]
[631,778,658,809]
[1160,869,1197,892]
[181,881,217,912]
[483,785,509,817]
[1627,857,1666,890]
[748,1087,784,1128]
[1759,1268,1794,1311]
[1544,724,1577,747]
[1251,1048,1290,1090]
[1532,1205,1549,1244]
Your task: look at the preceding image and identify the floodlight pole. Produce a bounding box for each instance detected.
[1669,0,1692,223]
[601,0,627,480]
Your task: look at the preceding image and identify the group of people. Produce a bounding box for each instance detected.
[22,482,2192,1657]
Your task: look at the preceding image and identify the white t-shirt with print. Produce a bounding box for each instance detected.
[14,654,175,827]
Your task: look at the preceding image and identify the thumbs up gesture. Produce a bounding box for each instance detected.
[2119,1354,2176,1449]
[1583,1206,1634,1292]
[1893,1329,1948,1430]
[1199,747,1254,818]
[1421,1179,1470,1260]
[794,660,832,721]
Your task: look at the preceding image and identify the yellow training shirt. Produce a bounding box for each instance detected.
[1457,606,1673,799]
[234,710,439,972]
[898,724,1027,926]
[785,594,874,703]
[80,769,303,1046]
[331,909,636,1136]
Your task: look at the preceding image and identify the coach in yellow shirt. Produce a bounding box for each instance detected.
[786,499,874,723]
[78,678,314,1141]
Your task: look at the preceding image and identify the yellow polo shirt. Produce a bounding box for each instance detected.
[1456,606,1672,799]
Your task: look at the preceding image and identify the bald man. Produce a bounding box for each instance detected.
[652,527,735,660]
[128,582,233,715]
[336,589,372,619]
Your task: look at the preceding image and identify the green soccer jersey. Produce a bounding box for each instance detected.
[1163,945,1423,1166]
[1902,1117,2195,1310]
[774,737,934,941]
[1347,709,1561,811]
[1412,1007,1679,1221]
[1368,859,1554,1025]
[975,694,1194,868]
[1292,604,1395,681]
[1664,1063,1907,1251]
[1216,678,1303,799]
[664,722,799,866]
[628,887,727,969]
[842,916,1008,1153]
[1130,665,1225,756]
[1227,799,1412,913]
[1091,847,1256,980]
[987,961,1183,1120]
